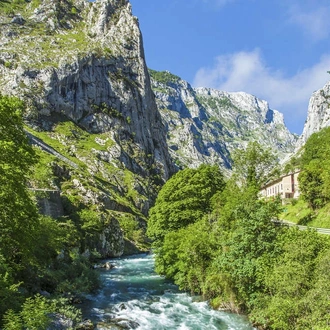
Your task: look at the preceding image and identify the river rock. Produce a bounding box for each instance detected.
[93,262,115,269]
[118,303,127,310]
[47,313,73,329]
[95,322,122,330]
[105,261,115,269]
[109,318,140,329]
[75,319,94,330]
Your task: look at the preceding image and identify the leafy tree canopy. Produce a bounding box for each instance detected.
[147,164,225,242]
[232,141,279,191]
[301,126,330,167]
[299,127,330,209]
[0,94,39,265]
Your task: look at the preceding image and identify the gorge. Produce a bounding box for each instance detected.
[1,0,330,329]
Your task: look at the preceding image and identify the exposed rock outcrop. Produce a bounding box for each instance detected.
[0,0,174,180]
[36,190,64,219]
[295,81,330,150]
[150,70,298,170]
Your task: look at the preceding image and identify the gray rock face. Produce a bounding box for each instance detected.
[295,80,330,150]
[0,0,174,181]
[36,190,64,219]
[97,217,124,258]
[150,71,297,170]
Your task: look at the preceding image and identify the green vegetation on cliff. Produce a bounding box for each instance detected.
[148,165,225,243]
[149,141,330,330]
[149,69,180,85]
[299,126,330,210]
[25,116,153,241]
[0,95,90,328]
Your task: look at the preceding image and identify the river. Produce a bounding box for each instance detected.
[82,253,255,329]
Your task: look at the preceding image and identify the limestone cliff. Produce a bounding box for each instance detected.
[150,70,297,170]
[295,80,330,150]
[1,0,173,177]
[0,0,175,256]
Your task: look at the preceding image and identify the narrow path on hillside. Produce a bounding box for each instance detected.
[273,219,330,235]
[24,130,79,169]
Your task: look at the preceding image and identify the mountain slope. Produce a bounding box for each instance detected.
[0,0,175,256]
[150,70,298,170]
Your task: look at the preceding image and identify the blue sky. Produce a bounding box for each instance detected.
[129,0,330,134]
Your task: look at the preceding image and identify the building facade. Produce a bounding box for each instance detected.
[260,171,300,199]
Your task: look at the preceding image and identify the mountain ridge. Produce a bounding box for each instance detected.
[150,69,298,170]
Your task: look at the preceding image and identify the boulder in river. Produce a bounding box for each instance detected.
[75,319,94,330]
[95,322,122,329]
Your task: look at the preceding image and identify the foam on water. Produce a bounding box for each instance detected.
[82,254,255,330]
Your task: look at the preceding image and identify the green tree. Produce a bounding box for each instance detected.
[3,294,82,330]
[299,160,325,209]
[0,256,23,320]
[232,141,279,191]
[155,218,218,293]
[283,155,301,174]
[212,197,283,309]
[299,126,330,209]
[0,95,66,323]
[301,247,330,329]
[0,94,40,265]
[147,164,225,243]
[251,228,327,330]
[300,127,330,166]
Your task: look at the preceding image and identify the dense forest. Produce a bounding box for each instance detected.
[148,134,330,330]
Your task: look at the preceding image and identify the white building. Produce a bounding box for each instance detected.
[260,171,300,199]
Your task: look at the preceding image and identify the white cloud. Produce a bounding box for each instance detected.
[193,49,330,133]
[287,3,330,41]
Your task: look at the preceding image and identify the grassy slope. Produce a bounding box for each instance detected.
[26,118,150,249]
[279,198,330,228]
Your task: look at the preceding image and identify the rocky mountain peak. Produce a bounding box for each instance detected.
[0,0,179,256]
[150,70,298,170]
[295,80,330,151]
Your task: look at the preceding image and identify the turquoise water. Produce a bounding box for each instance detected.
[83,254,255,330]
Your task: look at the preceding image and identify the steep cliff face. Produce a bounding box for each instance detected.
[150,70,297,170]
[0,0,173,179]
[295,80,330,150]
[0,0,175,256]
